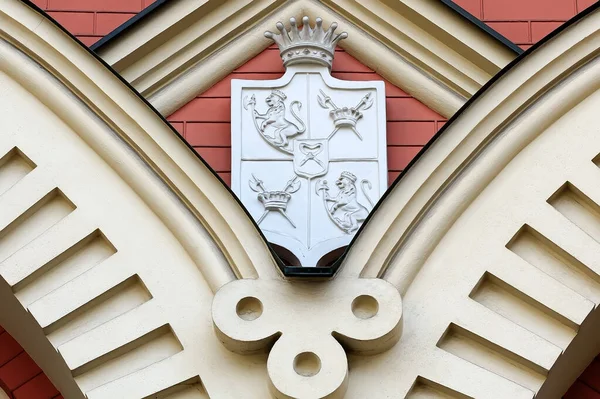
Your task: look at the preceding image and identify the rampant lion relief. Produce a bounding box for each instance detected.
[316,171,374,234]
[243,89,306,154]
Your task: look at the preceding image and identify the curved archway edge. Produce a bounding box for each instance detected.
[0,0,600,398]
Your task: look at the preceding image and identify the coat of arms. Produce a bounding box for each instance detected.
[231,17,387,266]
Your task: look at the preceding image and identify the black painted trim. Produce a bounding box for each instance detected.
[89,0,521,56]
[441,0,523,55]
[90,0,170,52]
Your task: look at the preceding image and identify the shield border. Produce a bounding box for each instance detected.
[231,69,387,266]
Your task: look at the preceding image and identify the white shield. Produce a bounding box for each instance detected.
[294,139,329,178]
[231,68,387,266]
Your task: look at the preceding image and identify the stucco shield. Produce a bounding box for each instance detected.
[231,69,387,266]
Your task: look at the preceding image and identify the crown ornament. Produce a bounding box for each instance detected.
[331,107,363,129]
[270,89,287,101]
[340,171,357,183]
[264,16,348,69]
[258,191,292,209]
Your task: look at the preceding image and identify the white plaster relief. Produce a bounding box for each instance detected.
[231,17,387,266]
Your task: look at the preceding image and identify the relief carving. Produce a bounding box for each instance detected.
[316,171,374,234]
[249,174,301,227]
[232,16,387,266]
[317,90,374,140]
[243,90,306,154]
[226,16,395,398]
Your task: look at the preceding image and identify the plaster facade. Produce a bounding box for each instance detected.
[1,0,600,398]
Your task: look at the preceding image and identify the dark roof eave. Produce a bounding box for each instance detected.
[89,0,523,55]
[441,0,524,55]
[90,0,170,52]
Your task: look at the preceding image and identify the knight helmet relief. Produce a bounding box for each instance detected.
[231,17,387,266]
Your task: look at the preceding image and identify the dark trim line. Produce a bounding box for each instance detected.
[90,0,170,52]
[441,0,524,55]
[19,0,600,279]
[89,0,521,55]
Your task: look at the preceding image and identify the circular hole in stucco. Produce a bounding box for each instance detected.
[236,297,263,321]
[293,352,321,377]
[351,295,379,319]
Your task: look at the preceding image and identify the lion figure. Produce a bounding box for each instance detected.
[324,172,370,233]
[252,90,306,150]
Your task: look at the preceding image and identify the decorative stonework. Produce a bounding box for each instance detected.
[223,18,398,397]
[317,90,374,140]
[265,16,348,69]
[231,17,387,266]
[5,2,600,399]
[316,171,374,234]
[243,90,306,154]
[212,277,403,398]
[249,174,301,227]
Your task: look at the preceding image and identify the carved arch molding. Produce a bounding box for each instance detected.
[2,1,600,398]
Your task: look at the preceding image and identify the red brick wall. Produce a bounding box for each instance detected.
[565,356,600,398]
[167,46,446,187]
[0,327,60,399]
[453,0,596,49]
[30,0,156,46]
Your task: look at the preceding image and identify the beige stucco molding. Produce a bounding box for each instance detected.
[340,5,600,397]
[212,277,403,398]
[0,1,404,398]
[0,1,278,395]
[0,0,280,286]
[343,6,600,287]
[95,0,516,118]
[2,0,600,398]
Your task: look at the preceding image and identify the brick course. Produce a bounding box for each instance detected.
[454,0,595,50]
[0,331,59,399]
[36,0,156,46]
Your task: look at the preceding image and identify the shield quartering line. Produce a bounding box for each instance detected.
[231,16,387,266]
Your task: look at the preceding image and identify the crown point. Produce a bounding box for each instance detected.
[264,16,348,69]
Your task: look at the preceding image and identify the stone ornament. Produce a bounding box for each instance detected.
[231,16,388,266]
[212,277,403,398]
[317,89,374,140]
[265,16,348,69]
[316,171,374,234]
[243,90,305,154]
[249,174,301,227]
[222,17,398,398]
